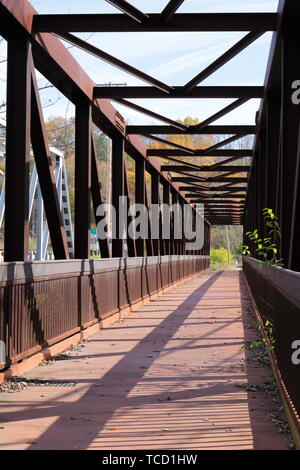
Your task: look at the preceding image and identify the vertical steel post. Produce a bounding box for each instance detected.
[124,166,136,257]
[112,134,124,257]
[151,172,160,256]
[281,25,300,269]
[75,97,91,259]
[171,189,178,254]
[91,134,110,258]
[162,182,170,255]
[135,157,145,256]
[5,36,31,261]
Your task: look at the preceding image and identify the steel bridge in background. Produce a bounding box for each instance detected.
[0,0,299,449]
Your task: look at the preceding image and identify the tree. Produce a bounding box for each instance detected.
[45,116,75,158]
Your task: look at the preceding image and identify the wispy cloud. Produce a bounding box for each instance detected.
[148,41,234,79]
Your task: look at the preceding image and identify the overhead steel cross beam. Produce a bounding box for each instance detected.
[32,13,278,33]
[55,32,172,93]
[126,125,256,134]
[203,211,244,215]
[185,191,244,197]
[183,31,265,92]
[190,195,246,199]
[105,0,149,23]
[160,165,251,173]
[181,181,247,192]
[173,177,248,183]
[94,86,263,99]
[147,149,253,157]
[198,202,245,207]
[184,187,248,193]
[193,200,245,204]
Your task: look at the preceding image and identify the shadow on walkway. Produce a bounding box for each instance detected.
[0,271,290,450]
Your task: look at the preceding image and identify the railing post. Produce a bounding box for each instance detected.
[4,36,31,262]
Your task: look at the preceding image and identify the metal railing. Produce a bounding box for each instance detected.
[0,255,209,371]
[243,257,300,418]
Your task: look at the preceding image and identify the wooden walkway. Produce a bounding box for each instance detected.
[0,271,290,450]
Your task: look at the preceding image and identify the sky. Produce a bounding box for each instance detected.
[0,0,279,129]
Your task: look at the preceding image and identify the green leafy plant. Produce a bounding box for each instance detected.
[243,319,275,351]
[241,208,284,267]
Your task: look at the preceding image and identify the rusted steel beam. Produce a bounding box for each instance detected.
[162,182,170,255]
[171,189,178,254]
[124,164,137,257]
[32,13,278,33]
[126,125,256,134]
[31,66,69,260]
[161,165,250,173]
[144,187,154,257]
[111,134,124,257]
[206,212,244,216]
[200,207,244,213]
[135,157,145,256]
[91,135,110,259]
[147,149,253,157]
[94,86,263,99]
[184,188,247,195]
[75,98,92,259]
[151,172,160,256]
[190,196,246,200]
[199,200,244,205]
[172,177,248,183]
[4,35,31,262]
